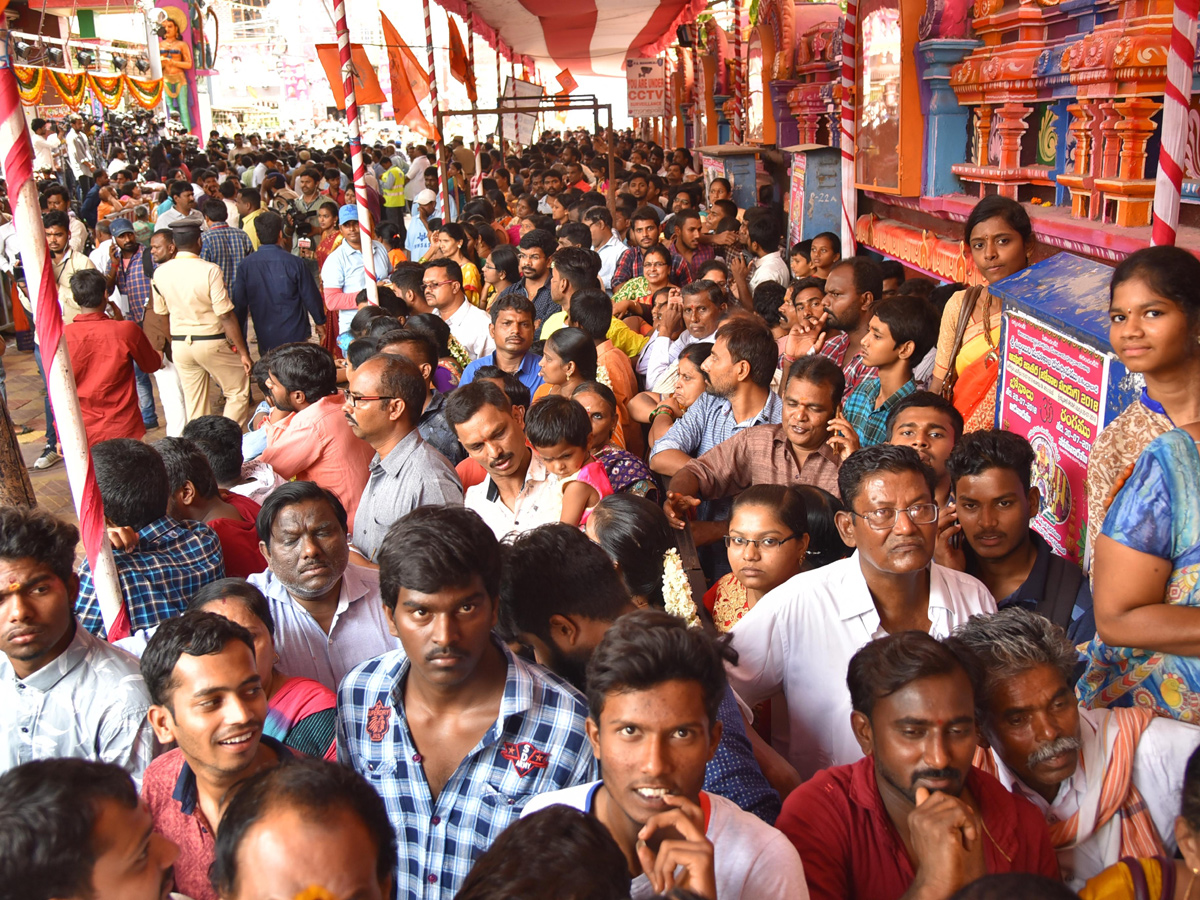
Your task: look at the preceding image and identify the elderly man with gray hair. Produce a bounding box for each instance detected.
[955,607,1200,890]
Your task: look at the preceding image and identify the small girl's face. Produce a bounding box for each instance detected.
[1109,276,1198,375]
[810,237,839,272]
[534,439,589,478]
[674,358,707,410]
[575,390,615,451]
[520,217,536,237]
[539,344,569,385]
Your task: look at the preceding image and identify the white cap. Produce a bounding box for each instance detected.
[416,189,437,206]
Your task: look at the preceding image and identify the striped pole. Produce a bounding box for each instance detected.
[1151,0,1199,247]
[839,1,858,255]
[467,11,481,197]
[333,0,377,303]
[0,24,126,638]
[731,0,743,144]
[423,0,451,218]
[497,41,504,152]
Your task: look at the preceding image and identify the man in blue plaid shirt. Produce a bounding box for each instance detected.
[337,506,595,900]
[199,197,253,296]
[75,439,225,639]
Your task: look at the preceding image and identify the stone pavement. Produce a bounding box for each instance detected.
[2,336,167,526]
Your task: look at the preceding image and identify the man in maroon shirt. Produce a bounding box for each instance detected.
[140,612,289,900]
[63,268,161,445]
[154,437,265,579]
[776,630,1059,900]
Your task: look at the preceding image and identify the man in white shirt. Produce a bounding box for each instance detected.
[425,257,495,360]
[64,116,97,203]
[746,216,790,292]
[638,280,725,392]
[726,443,996,779]
[446,381,553,540]
[31,118,60,176]
[584,205,628,291]
[955,607,1200,891]
[523,609,807,900]
[247,482,398,692]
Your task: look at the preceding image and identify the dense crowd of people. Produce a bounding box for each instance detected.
[4,123,1200,900]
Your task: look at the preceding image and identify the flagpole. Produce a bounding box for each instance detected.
[0,21,126,639]
[497,42,504,153]
[333,0,378,303]
[423,0,451,220]
[467,10,480,194]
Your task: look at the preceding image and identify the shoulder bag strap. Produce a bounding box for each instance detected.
[941,285,985,400]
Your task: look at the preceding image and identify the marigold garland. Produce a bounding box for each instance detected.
[87,73,125,109]
[123,74,164,109]
[14,66,44,104]
[47,70,87,109]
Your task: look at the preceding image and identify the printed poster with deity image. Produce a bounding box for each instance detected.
[997,313,1108,564]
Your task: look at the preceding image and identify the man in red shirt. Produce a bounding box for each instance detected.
[776,630,1059,900]
[63,268,161,444]
[154,437,265,579]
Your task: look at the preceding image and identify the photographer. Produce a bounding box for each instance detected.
[289,166,325,255]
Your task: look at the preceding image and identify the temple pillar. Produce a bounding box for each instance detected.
[917,38,981,197]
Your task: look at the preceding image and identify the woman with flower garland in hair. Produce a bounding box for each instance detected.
[703,485,809,634]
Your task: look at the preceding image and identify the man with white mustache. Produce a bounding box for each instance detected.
[956,608,1200,890]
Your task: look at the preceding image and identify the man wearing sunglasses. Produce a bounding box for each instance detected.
[726,443,996,780]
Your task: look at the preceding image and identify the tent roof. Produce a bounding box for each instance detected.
[433,0,706,77]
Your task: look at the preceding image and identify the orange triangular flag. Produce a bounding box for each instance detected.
[315,43,386,109]
[446,15,477,103]
[380,13,438,142]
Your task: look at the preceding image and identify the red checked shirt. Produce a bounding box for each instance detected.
[64,312,162,445]
[776,755,1060,900]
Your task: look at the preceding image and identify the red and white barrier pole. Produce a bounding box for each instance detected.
[333,0,377,302]
[0,23,127,639]
[839,1,858,255]
[1151,0,1199,247]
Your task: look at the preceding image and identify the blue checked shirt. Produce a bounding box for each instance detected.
[337,640,597,900]
[76,516,226,639]
[111,245,153,323]
[200,223,253,295]
[842,377,917,448]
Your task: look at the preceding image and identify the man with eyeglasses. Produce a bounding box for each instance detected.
[423,257,495,361]
[727,443,996,780]
[344,353,462,564]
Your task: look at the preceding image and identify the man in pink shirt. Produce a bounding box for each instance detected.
[259,343,374,531]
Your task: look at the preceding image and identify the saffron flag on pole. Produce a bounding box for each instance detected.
[556,69,578,93]
[380,13,438,142]
[315,43,386,109]
[446,15,477,103]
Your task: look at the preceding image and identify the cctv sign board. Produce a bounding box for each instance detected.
[626,58,666,118]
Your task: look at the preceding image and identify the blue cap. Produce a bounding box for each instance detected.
[110,217,135,237]
[338,204,359,225]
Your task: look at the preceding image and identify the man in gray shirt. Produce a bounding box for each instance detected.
[0,507,154,783]
[346,353,463,562]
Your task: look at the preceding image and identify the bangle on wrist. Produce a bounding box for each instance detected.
[649,406,678,423]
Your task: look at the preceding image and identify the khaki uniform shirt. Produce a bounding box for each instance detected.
[53,248,97,325]
[151,251,233,336]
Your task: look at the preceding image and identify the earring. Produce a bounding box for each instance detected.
[1186,866,1199,900]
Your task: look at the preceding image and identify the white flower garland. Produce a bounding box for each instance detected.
[661,547,700,629]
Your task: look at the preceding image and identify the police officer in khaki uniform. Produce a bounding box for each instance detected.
[151,221,253,426]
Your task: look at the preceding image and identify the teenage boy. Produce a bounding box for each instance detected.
[944,430,1094,642]
[522,609,805,898]
[886,392,963,508]
[459,293,544,395]
[840,295,939,448]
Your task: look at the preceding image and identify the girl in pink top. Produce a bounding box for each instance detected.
[525,395,613,527]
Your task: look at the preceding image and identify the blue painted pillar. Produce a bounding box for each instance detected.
[714,94,732,145]
[916,38,980,197]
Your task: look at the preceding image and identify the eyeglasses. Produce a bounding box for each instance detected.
[848,503,940,531]
[724,534,797,551]
[341,389,396,407]
[422,280,454,292]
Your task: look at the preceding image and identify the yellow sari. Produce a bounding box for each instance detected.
[934,287,1002,433]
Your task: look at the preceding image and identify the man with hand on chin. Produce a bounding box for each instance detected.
[522,608,805,899]
[139,611,290,900]
[776,630,1059,900]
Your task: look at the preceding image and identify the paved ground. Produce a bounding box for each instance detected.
[3,337,167,526]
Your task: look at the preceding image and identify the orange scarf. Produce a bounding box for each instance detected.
[976,707,1164,859]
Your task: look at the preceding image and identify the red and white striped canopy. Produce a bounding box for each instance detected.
[434,0,707,77]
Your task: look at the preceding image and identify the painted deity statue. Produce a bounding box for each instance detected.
[159,17,193,131]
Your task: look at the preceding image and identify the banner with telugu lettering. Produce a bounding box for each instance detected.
[997,313,1107,563]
